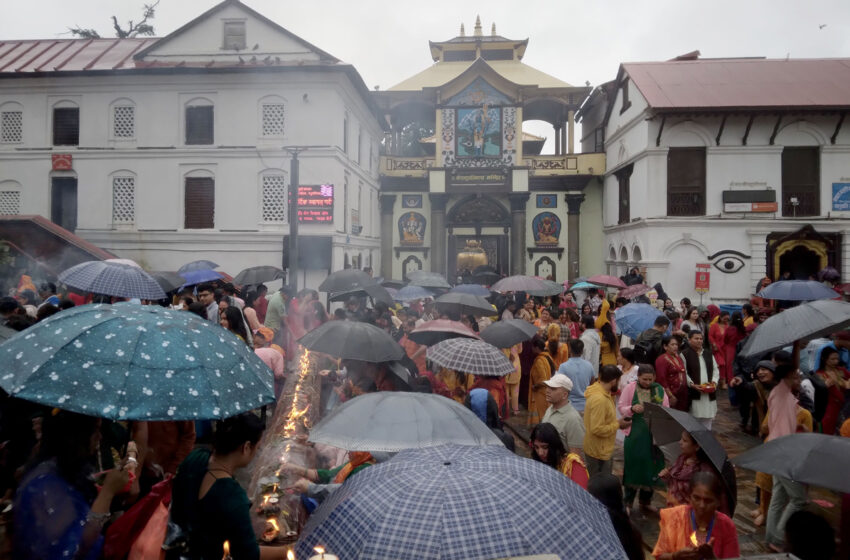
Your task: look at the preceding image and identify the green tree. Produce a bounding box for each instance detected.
[69,1,160,39]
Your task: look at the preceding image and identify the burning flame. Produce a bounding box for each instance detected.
[314,546,326,555]
[689,532,699,547]
[222,540,230,557]
[268,518,280,531]
[282,351,313,438]
[287,550,295,560]
[263,494,270,505]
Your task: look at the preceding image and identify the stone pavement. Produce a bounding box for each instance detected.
[504,389,842,558]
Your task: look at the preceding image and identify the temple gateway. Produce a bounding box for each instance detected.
[375,18,605,283]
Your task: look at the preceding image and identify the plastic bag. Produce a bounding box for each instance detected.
[128,502,168,560]
[103,477,172,560]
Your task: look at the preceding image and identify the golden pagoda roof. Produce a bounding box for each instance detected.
[388,59,572,92]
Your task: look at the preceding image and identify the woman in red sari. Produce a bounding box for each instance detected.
[815,347,850,434]
[721,312,747,388]
[708,312,729,385]
[655,336,689,412]
[653,472,739,559]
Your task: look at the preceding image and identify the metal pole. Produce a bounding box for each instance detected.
[289,151,300,292]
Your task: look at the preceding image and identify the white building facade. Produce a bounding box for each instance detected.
[0,0,383,287]
[582,55,850,303]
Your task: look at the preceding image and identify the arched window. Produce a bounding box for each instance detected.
[0,102,23,144]
[52,100,79,146]
[185,98,214,145]
[110,170,136,227]
[183,168,215,229]
[0,180,22,215]
[259,95,286,138]
[260,169,287,223]
[110,98,136,140]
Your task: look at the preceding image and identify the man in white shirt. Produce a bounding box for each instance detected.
[541,374,585,455]
[682,330,718,429]
[579,316,601,373]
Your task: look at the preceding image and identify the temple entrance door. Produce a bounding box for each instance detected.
[449,235,508,283]
[778,246,822,280]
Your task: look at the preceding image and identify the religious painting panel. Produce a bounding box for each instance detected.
[536,194,557,209]
[398,212,427,245]
[456,106,502,158]
[441,109,456,167]
[502,106,517,166]
[401,194,423,209]
[445,77,513,106]
[532,212,561,247]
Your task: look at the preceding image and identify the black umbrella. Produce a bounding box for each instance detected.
[297,320,403,362]
[732,433,850,494]
[739,299,850,357]
[408,271,452,290]
[318,269,374,293]
[232,265,284,286]
[644,403,737,515]
[149,271,185,293]
[435,293,495,318]
[479,319,539,348]
[470,271,500,286]
[329,284,394,306]
[177,260,218,274]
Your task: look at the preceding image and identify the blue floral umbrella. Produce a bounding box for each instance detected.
[0,303,274,420]
[296,444,626,560]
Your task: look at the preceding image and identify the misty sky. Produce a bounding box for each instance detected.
[2,1,849,146]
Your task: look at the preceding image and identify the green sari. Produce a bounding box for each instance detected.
[623,382,666,489]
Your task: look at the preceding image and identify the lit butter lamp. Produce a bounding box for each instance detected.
[222,540,232,560]
[309,545,339,560]
[262,518,281,542]
[689,531,706,547]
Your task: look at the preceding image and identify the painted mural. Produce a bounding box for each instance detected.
[532,212,561,246]
[399,212,427,245]
[457,106,501,157]
[446,77,512,106]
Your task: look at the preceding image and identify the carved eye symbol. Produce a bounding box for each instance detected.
[713,256,745,274]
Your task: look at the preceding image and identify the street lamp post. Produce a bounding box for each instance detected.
[283,145,329,292]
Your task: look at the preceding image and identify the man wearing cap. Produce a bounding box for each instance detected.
[541,374,585,456]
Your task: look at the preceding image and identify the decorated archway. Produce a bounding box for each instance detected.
[767,225,841,280]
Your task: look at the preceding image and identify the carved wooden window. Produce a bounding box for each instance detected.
[1,111,22,143]
[184,177,215,229]
[262,174,286,223]
[112,176,135,225]
[781,147,819,217]
[53,107,79,146]
[617,164,633,225]
[667,147,705,216]
[0,190,20,215]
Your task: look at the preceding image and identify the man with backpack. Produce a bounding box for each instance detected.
[635,315,670,365]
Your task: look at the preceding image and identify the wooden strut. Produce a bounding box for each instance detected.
[742,114,755,146]
[715,115,727,146]
[831,112,846,145]
[769,115,783,145]
[655,115,666,147]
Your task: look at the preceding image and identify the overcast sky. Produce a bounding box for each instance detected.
[2,1,848,144]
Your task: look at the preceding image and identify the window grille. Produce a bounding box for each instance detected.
[262,104,285,137]
[112,177,135,224]
[0,191,20,215]
[113,106,135,138]
[53,107,79,146]
[1,111,22,143]
[262,175,287,222]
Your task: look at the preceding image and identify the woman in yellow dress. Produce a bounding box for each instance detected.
[527,335,555,425]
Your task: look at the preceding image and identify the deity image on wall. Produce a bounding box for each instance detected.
[532,212,561,246]
[399,212,426,245]
[456,106,501,157]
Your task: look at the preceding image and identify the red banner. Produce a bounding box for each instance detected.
[695,263,710,293]
[52,154,73,170]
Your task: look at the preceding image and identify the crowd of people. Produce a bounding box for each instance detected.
[0,268,847,559]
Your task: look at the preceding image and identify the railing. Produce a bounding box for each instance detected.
[380,156,434,177]
[523,153,605,177]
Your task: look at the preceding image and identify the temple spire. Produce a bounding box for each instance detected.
[491,23,496,36]
[460,23,465,37]
[474,15,482,37]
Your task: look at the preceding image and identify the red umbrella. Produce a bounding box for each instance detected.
[587,274,627,289]
[408,319,480,346]
[618,283,651,299]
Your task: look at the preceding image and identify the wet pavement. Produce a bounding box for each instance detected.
[504,389,843,558]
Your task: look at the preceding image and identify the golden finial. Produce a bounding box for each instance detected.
[474,15,482,37]
[491,23,496,36]
[460,23,465,37]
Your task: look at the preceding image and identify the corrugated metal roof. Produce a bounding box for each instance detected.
[624,58,850,110]
[0,39,156,72]
[388,59,571,91]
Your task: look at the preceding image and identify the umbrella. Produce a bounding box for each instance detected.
[427,338,514,377]
[394,285,435,302]
[408,319,480,346]
[308,392,503,451]
[732,433,850,494]
[526,279,564,297]
[470,271,500,286]
[434,293,495,318]
[295,444,626,560]
[318,269,374,293]
[177,260,218,274]
[756,280,839,301]
[297,320,404,362]
[450,284,491,297]
[817,266,841,283]
[408,271,451,290]
[614,303,668,340]
[329,284,394,306]
[479,319,539,348]
[385,361,414,390]
[232,265,284,286]
[739,299,850,358]
[588,274,627,289]
[644,404,737,515]
[491,275,551,294]
[0,303,274,420]
[59,261,166,300]
[618,283,651,299]
[0,325,17,343]
[106,258,142,268]
[149,271,185,293]
[179,269,224,287]
[570,281,599,290]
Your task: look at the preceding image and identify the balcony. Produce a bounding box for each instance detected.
[380,156,435,178]
[523,153,605,177]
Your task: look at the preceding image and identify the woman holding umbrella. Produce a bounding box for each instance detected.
[618,364,669,514]
[653,472,740,559]
[658,431,716,510]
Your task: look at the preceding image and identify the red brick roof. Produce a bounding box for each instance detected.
[623,58,850,111]
[0,39,157,73]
